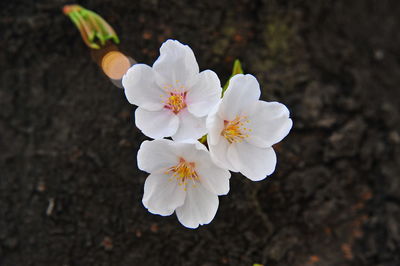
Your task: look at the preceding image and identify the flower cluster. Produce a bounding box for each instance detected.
[122,39,292,228]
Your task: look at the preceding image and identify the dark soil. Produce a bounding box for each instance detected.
[1,0,400,265]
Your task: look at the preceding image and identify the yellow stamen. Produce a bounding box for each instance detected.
[163,90,187,114]
[222,116,251,143]
[165,158,199,190]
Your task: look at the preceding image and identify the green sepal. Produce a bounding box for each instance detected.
[222,59,244,95]
[63,5,120,49]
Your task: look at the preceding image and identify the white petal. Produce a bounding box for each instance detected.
[175,185,219,229]
[122,64,165,111]
[246,101,293,148]
[186,70,221,117]
[137,140,179,173]
[166,141,208,165]
[135,107,179,139]
[177,139,208,153]
[142,173,186,216]
[208,136,239,172]
[195,151,231,195]
[228,142,277,181]
[219,74,260,120]
[153,40,199,89]
[169,141,198,162]
[193,140,208,152]
[171,109,206,141]
[206,103,224,146]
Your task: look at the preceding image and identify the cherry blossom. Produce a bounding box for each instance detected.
[137,139,231,228]
[122,40,221,140]
[207,74,293,181]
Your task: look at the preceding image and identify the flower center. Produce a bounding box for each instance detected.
[163,91,187,114]
[221,116,251,143]
[165,158,199,190]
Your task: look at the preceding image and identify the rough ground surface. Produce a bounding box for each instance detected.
[1,0,400,265]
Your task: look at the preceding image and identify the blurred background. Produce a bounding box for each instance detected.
[1,0,400,265]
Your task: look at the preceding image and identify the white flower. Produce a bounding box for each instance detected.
[137,139,231,229]
[122,40,222,141]
[207,74,293,181]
